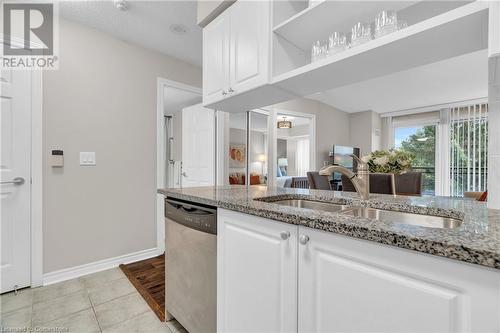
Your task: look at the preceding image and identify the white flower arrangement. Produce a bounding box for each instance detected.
[362,149,414,174]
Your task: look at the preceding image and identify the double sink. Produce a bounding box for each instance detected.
[270,199,462,229]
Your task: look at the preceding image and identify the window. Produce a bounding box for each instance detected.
[449,104,488,196]
[394,125,437,195]
[389,103,488,197]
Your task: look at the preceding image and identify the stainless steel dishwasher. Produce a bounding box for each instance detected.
[165,198,217,333]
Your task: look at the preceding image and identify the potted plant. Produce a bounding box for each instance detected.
[362,149,416,195]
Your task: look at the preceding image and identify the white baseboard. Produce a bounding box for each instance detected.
[43,247,161,286]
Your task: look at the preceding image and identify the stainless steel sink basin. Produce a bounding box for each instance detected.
[268,199,462,229]
[271,199,350,213]
[341,206,462,229]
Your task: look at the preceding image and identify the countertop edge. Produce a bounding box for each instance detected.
[159,189,500,271]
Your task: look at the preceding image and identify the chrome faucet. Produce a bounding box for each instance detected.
[319,154,370,200]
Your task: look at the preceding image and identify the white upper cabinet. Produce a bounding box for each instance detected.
[229,0,270,95]
[202,0,493,111]
[217,209,297,333]
[203,13,230,105]
[202,0,271,108]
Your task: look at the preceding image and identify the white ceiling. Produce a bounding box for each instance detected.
[59,1,202,67]
[164,86,201,114]
[308,49,488,114]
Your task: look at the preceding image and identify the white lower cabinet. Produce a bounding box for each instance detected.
[217,209,298,333]
[298,227,500,333]
[218,209,500,333]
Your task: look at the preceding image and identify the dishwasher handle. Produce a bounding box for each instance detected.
[165,198,217,235]
[166,199,216,215]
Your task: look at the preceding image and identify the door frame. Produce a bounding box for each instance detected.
[1,36,44,288]
[31,69,43,287]
[156,78,202,253]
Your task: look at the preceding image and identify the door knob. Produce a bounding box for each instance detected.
[280,231,290,240]
[0,177,25,185]
[222,90,227,96]
[228,87,235,93]
[299,235,309,245]
[181,172,187,177]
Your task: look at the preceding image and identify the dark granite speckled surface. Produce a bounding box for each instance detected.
[158,186,500,270]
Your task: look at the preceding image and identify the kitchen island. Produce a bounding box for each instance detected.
[159,186,500,332]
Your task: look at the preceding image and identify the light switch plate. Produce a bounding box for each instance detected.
[80,152,96,166]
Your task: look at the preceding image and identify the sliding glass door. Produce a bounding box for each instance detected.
[394,124,437,195]
[390,103,488,197]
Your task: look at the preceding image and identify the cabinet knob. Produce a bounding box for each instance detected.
[299,235,309,245]
[280,231,290,240]
[222,90,227,96]
[228,87,235,93]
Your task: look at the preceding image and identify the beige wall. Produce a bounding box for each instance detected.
[43,19,201,273]
[273,98,351,169]
[349,111,382,157]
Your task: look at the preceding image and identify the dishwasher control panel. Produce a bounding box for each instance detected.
[165,198,217,235]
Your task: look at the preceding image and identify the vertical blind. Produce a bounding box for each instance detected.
[449,103,488,196]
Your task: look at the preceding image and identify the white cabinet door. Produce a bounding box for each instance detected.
[203,12,230,105]
[217,209,297,333]
[181,104,215,187]
[298,227,500,333]
[229,0,269,95]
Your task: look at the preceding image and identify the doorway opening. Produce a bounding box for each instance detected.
[156,78,202,253]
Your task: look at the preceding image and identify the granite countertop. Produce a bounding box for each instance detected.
[158,186,500,270]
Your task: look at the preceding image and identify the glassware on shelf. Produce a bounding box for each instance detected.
[311,40,320,62]
[311,40,328,63]
[398,20,408,30]
[351,22,372,47]
[374,10,398,38]
[328,32,348,55]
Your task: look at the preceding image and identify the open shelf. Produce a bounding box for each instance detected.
[273,1,419,51]
[272,1,488,98]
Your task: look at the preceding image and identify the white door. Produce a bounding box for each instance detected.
[1,68,32,293]
[229,0,269,95]
[181,104,215,187]
[217,209,297,333]
[203,12,230,105]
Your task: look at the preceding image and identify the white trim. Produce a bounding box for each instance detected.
[267,108,277,187]
[30,69,43,287]
[380,97,488,118]
[156,78,202,253]
[43,248,160,286]
[437,109,451,196]
[216,111,230,186]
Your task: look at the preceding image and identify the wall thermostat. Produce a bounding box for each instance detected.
[51,150,64,167]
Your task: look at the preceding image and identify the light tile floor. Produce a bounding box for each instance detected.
[0,268,188,333]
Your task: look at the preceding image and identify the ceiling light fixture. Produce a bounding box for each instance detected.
[169,24,188,35]
[277,116,292,129]
[114,0,128,11]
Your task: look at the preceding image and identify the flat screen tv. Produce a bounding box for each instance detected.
[331,146,361,180]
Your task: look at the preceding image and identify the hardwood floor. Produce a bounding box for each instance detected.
[119,254,166,321]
